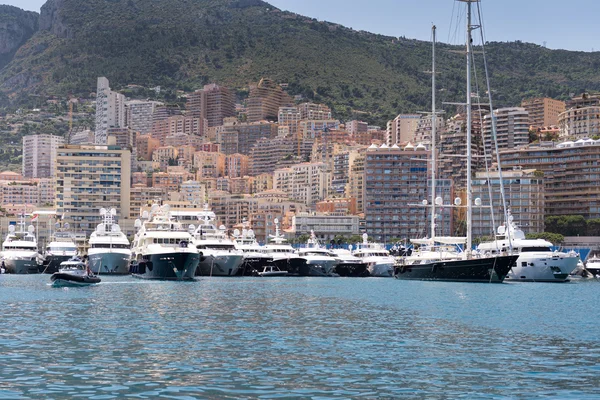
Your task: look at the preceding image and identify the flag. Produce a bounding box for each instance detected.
[31,213,38,222]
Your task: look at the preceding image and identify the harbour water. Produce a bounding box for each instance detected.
[1,275,599,398]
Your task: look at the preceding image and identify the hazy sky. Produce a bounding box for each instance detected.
[5,0,600,52]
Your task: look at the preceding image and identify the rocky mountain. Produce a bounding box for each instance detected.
[0,5,38,69]
[0,0,600,124]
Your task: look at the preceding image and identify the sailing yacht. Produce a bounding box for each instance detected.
[477,216,579,282]
[395,9,517,282]
[130,204,199,280]
[87,208,131,275]
[1,217,42,274]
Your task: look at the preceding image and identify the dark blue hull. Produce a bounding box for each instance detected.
[395,255,518,283]
[130,252,199,281]
[41,255,72,274]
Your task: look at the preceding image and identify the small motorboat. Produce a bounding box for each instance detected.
[51,257,101,287]
[256,265,288,277]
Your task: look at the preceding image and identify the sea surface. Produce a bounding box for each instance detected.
[1,275,599,399]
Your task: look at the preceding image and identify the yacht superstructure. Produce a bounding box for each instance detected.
[87,208,131,275]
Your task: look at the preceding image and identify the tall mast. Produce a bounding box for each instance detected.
[430,25,437,241]
[464,0,476,256]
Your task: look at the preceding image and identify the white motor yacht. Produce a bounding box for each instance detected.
[585,256,600,277]
[232,219,272,275]
[87,208,131,275]
[130,204,199,280]
[329,247,370,277]
[295,231,339,277]
[1,219,42,274]
[352,234,395,277]
[193,214,244,277]
[262,218,300,271]
[42,225,79,274]
[478,216,579,282]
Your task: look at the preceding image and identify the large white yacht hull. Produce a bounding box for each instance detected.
[2,257,40,274]
[367,261,395,278]
[88,250,131,275]
[196,253,244,276]
[507,253,579,282]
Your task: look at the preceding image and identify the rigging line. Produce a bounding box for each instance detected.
[476,1,513,252]
[470,45,497,242]
[447,0,457,43]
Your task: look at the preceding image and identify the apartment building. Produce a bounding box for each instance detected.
[225,153,249,178]
[292,212,360,241]
[364,144,431,243]
[151,115,205,145]
[216,120,278,155]
[126,100,163,135]
[95,77,126,144]
[499,139,600,220]
[297,103,332,120]
[483,107,529,154]
[194,151,226,178]
[273,162,330,207]
[472,168,545,236]
[386,114,420,145]
[521,97,565,129]
[55,145,131,235]
[247,78,293,122]
[22,134,65,178]
[187,84,236,128]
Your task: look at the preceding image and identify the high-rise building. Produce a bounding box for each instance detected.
[483,107,529,154]
[346,120,368,136]
[247,78,293,122]
[249,137,296,176]
[472,167,545,236]
[126,100,163,135]
[297,103,331,120]
[278,106,301,137]
[194,151,226,178]
[386,114,421,145]
[55,145,131,235]
[273,162,330,207]
[216,120,278,155]
[499,140,600,220]
[204,84,236,127]
[152,115,205,145]
[225,153,249,178]
[347,151,365,213]
[521,97,565,130]
[186,84,236,127]
[136,134,161,161]
[95,77,126,144]
[558,93,600,138]
[22,134,65,178]
[364,144,431,243]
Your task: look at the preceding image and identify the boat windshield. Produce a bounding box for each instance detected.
[49,246,77,252]
[91,243,130,249]
[520,246,552,252]
[4,245,36,250]
[197,244,235,250]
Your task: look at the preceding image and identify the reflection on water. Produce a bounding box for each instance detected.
[0,275,599,398]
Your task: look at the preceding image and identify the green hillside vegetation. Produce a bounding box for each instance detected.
[2,0,600,125]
